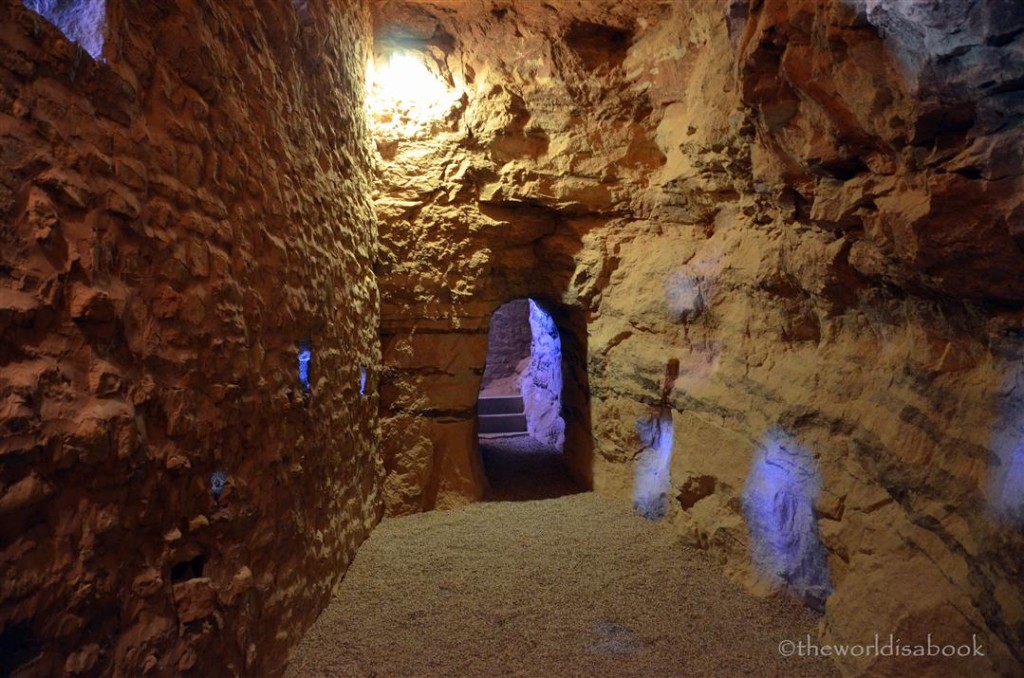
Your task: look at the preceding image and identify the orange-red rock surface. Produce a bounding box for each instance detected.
[2,0,1023,675]
[371,0,1024,674]
[0,1,381,675]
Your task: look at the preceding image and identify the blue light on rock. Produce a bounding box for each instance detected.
[23,0,106,60]
[665,273,704,323]
[741,429,832,609]
[298,341,312,391]
[359,365,368,397]
[209,471,227,499]
[522,300,565,449]
[996,444,1024,518]
[989,364,1024,521]
[633,412,674,520]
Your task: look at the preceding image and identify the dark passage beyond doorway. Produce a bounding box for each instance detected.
[479,299,575,499]
[481,436,580,501]
[478,299,565,446]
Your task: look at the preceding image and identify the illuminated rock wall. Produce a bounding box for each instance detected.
[0,0,380,675]
[371,0,1024,674]
[479,299,530,393]
[523,300,564,448]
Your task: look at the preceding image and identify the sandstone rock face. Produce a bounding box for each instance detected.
[0,1,381,675]
[371,0,1024,674]
[479,298,530,393]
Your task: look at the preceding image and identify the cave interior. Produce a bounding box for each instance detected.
[1,0,1024,676]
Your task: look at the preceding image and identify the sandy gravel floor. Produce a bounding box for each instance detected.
[286,437,838,677]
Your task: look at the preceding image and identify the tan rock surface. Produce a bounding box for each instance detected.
[371,0,1024,674]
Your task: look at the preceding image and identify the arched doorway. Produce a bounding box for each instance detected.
[476,298,590,500]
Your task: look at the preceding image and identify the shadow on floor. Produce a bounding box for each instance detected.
[480,435,582,502]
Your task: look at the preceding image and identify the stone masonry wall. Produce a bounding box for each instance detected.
[372,0,1024,675]
[0,1,381,675]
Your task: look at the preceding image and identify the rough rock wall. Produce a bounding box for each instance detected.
[374,0,650,512]
[0,1,381,675]
[522,299,564,448]
[739,0,1024,305]
[479,298,529,392]
[371,0,1024,674]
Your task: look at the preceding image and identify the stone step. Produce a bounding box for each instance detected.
[478,413,528,435]
[478,395,524,416]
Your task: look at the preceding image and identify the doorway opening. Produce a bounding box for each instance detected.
[477,299,584,501]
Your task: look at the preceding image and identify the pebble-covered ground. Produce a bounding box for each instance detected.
[285,437,838,677]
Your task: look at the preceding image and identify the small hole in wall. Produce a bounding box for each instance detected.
[22,0,107,60]
[359,365,368,397]
[298,340,312,391]
[170,554,206,583]
[956,166,984,180]
[209,470,227,500]
[0,622,41,676]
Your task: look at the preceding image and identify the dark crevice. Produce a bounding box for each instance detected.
[564,20,632,71]
[0,622,41,676]
[986,27,1024,47]
[170,554,206,582]
[955,166,984,180]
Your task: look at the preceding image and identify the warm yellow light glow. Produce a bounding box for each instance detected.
[366,51,459,133]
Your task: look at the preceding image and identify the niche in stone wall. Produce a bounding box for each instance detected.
[298,340,313,392]
[22,0,106,59]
